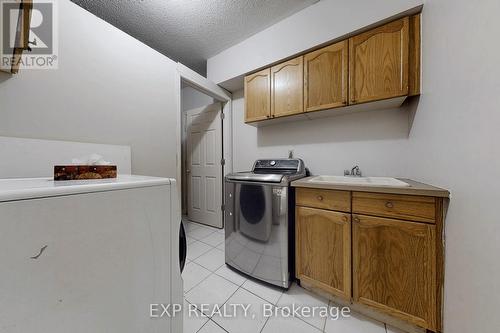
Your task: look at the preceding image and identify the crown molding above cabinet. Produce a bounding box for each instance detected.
[244,14,421,127]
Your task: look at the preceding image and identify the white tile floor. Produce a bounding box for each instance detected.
[182,220,392,333]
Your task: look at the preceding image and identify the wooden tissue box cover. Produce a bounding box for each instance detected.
[54,165,117,181]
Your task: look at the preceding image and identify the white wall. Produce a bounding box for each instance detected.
[0,0,178,177]
[182,86,215,111]
[406,1,500,332]
[207,0,423,87]
[225,0,500,332]
[231,90,411,176]
[0,136,132,178]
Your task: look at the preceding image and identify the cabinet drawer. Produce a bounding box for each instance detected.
[296,188,351,212]
[352,192,436,223]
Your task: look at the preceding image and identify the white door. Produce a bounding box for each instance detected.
[186,103,223,228]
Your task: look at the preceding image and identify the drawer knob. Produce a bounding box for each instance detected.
[385,201,394,209]
[317,195,324,201]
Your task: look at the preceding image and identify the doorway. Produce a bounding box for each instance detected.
[181,83,226,228]
[176,64,232,230]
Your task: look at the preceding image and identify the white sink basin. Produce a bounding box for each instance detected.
[308,176,410,188]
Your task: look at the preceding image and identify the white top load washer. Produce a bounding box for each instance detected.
[0,175,183,333]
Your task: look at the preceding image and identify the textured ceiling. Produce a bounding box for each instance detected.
[71,0,319,75]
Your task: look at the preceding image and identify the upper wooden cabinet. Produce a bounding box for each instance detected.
[304,41,348,112]
[245,57,304,122]
[408,14,421,96]
[244,14,421,125]
[352,214,437,331]
[296,206,351,300]
[271,56,304,118]
[349,17,410,104]
[244,68,271,122]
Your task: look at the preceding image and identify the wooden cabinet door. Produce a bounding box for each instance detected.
[271,56,304,118]
[296,207,351,300]
[304,41,348,112]
[352,214,437,331]
[244,68,271,122]
[349,17,409,104]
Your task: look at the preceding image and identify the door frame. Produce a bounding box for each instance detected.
[175,63,232,228]
[183,102,223,227]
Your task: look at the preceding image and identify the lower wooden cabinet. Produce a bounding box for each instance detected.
[296,206,351,300]
[295,188,445,332]
[352,214,437,331]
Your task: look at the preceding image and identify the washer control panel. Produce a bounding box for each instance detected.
[254,159,302,171]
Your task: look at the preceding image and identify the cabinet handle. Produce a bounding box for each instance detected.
[317,195,323,201]
[353,216,360,223]
[385,201,394,209]
[342,215,348,222]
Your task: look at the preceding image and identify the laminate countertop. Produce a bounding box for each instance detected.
[0,175,172,202]
[291,177,450,198]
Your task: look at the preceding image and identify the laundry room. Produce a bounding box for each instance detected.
[1,1,499,333]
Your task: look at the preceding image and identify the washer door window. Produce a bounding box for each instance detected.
[236,184,272,242]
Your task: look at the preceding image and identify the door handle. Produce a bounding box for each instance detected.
[186,169,191,174]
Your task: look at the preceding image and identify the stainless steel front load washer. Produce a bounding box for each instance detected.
[224,159,306,288]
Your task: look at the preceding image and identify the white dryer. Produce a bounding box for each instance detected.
[0,175,183,333]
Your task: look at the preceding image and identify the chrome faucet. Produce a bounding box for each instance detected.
[344,165,362,177]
